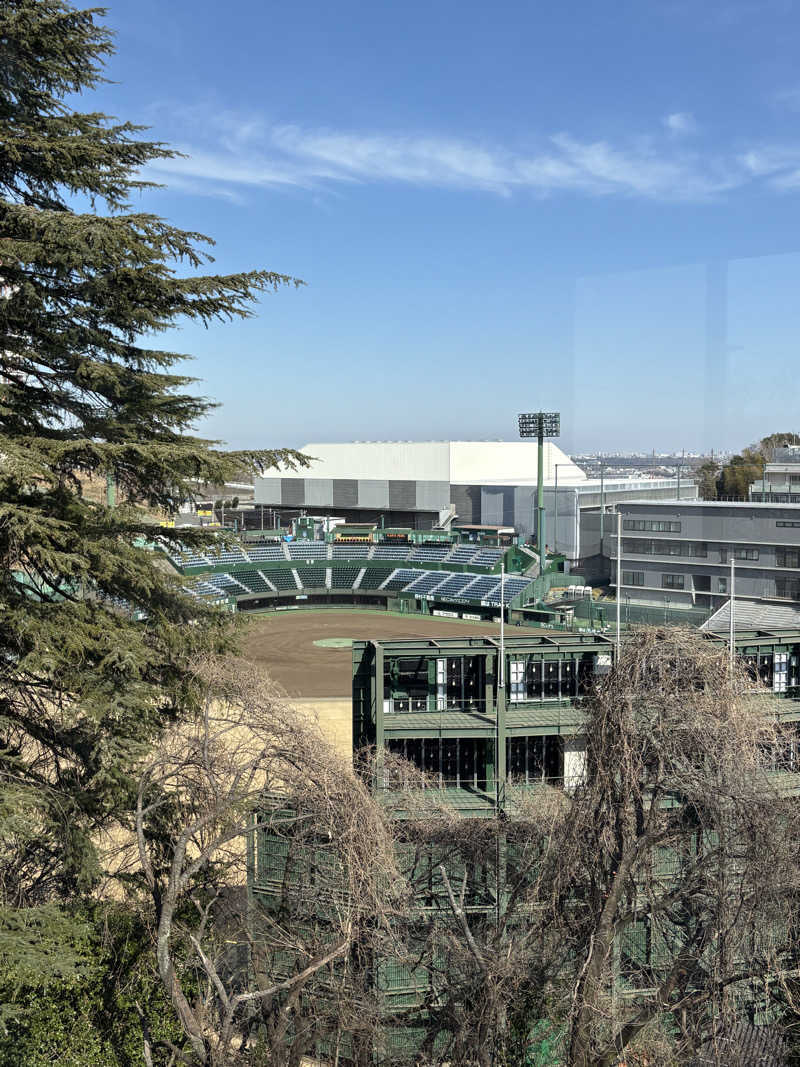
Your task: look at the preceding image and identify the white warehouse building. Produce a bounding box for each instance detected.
[254,440,697,567]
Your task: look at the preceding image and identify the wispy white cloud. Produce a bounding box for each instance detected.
[141,107,800,205]
[663,111,699,135]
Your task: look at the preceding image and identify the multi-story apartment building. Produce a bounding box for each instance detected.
[611,501,800,613]
[750,445,800,504]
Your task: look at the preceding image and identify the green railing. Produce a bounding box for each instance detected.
[572,598,712,628]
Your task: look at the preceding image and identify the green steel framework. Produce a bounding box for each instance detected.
[248,627,800,1060]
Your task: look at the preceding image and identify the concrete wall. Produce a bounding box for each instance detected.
[563,735,586,790]
[293,698,352,758]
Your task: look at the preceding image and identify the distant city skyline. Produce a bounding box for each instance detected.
[93,0,800,453]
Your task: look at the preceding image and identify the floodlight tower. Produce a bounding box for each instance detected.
[518,411,560,574]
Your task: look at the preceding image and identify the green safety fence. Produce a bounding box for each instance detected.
[572,598,712,628]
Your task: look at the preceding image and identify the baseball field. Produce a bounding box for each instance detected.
[240,609,502,755]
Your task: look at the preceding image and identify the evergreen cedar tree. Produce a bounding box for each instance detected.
[0,0,304,952]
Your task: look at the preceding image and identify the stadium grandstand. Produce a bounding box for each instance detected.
[159,528,560,622]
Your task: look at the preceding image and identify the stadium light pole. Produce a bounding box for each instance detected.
[518,412,560,575]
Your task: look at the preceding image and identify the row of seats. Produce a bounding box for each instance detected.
[409,545,451,561]
[234,570,273,593]
[358,567,394,589]
[185,564,533,608]
[406,571,449,594]
[245,544,286,561]
[433,573,477,597]
[287,542,327,559]
[294,567,326,587]
[268,569,300,590]
[461,576,500,599]
[167,538,507,572]
[206,547,249,565]
[331,543,371,558]
[331,567,360,588]
[381,568,533,605]
[371,545,412,560]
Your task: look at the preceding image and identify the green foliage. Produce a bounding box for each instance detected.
[717,447,764,499]
[710,431,800,501]
[757,431,800,454]
[0,904,182,1066]
[695,459,719,501]
[523,1021,563,1066]
[0,903,92,1028]
[0,0,305,987]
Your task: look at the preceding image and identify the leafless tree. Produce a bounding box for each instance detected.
[538,627,800,1067]
[378,629,800,1067]
[132,630,800,1067]
[133,655,403,1066]
[368,754,569,1067]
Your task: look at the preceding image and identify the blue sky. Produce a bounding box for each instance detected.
[94,0,800,454]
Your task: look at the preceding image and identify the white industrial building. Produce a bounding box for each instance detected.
[254,440,697,566]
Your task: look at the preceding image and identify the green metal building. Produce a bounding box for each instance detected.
[249,627,800,1059]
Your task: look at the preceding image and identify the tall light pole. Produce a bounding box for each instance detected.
[519,411,560,575]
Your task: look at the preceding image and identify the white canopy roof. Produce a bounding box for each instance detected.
[279,440,587,486]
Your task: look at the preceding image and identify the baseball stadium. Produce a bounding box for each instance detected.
[159,517,584,755]
[153,434,800,1062]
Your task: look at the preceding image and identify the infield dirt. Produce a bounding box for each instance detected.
[240,609,501,698]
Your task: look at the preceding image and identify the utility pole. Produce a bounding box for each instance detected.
[499,558,505,689]
[729,557,736,674]
[599,462,607,557]
[616,506,622,659]
[496,559,506,826]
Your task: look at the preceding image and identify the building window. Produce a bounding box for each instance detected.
[687,542,708,557]
[777,521,800,528]
[776,547,800,568]
[622,571,645,586]
[658,539,684,556]
[662,574,685,590]
[509,659,526,704]
[718,577,728,594]
[622,519,680,533]
[622,538,650,554]
[733,547,759,561]
[776,578,800,600]
[623,538,690,556]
